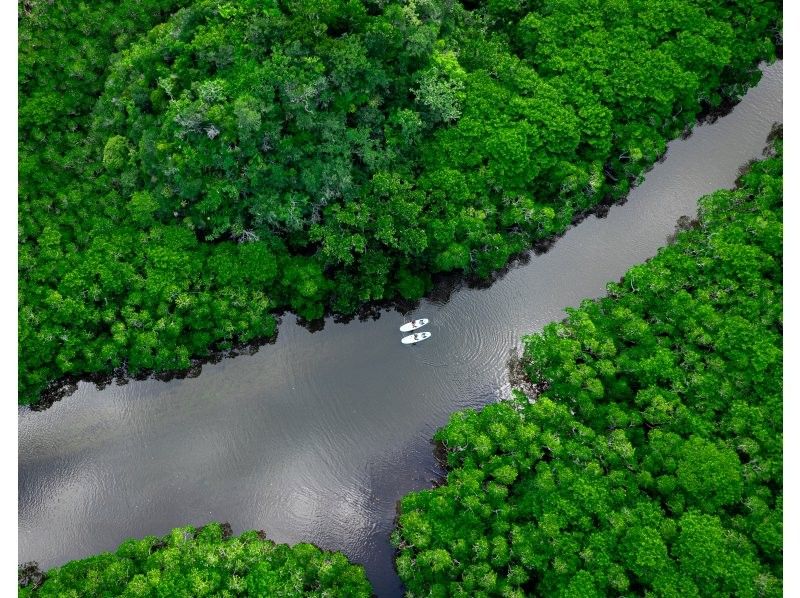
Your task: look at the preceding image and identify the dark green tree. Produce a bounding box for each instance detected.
[19,522,372,597]
[393,140,783,596]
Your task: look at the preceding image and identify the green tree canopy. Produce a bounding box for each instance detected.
[18,0,781,403]
[19,522,372,597]
[393,139,783,596]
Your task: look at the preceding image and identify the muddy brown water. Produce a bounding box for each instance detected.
[19,62,782,596]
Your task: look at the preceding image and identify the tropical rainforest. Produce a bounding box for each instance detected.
[18,0,781,404]
[18,522,371,596]
[20,136,783,597]
[393,138,783,596]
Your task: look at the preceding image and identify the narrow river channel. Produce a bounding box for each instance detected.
[19,61,782,596]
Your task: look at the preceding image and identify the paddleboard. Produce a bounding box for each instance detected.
[399,318,429,332]
[402,332,431,344]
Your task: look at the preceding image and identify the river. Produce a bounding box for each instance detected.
[19,61,782,596]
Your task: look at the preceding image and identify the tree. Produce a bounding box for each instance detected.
[21,523,372,597]
[394,143,783,596]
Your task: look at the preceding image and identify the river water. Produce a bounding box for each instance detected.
[19,62,782,596]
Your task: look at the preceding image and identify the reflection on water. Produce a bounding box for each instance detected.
[19,62,782,597]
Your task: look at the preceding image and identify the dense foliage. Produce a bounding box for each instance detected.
[18,522,371,596]
[19,0,781,403]
[393,141,783,596]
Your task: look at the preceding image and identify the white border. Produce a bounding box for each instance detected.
[782,2,796,594]
[3,0,18,591]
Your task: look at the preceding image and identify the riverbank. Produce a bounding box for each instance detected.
[19,62,782,597]
[393,134,783,596]
[27,66,780,412]
[19,0,782,405]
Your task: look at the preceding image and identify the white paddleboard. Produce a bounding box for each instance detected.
[402,332,431,344]
[399,318,429,332]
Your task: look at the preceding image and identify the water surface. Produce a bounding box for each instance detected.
[19,62,782,596]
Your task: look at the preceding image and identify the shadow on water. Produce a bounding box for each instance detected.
[31,337,276,411]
